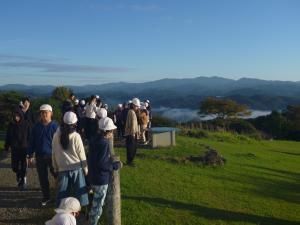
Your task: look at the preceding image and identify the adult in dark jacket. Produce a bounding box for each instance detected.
[27,104,58,206]
[113,104,124,139]
[61,93,75,116]
[20,97,36,130]
[121,102,130,137]
[5,108,30,190]
[88,117,121,225]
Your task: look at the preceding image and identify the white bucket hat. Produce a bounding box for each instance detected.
[80,99,85,106]
[55,197,81,214]
[96,108,107,118]
[132,98,141,107]
[63,111,78,125]
[40,104,52,112]
[74,99,79,105]
[98,117,117,131]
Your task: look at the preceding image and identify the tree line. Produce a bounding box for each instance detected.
[1,90,300,141]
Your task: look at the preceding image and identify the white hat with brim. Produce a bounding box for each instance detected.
[96,108,107,118]
[80,99,85,105]
[40,104,52,112]
[63,111,78,125]
[132,98,141,107]
[98,117,117,131]
[55,197,81,214]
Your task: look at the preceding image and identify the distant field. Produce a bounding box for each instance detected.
[0,133,299,225]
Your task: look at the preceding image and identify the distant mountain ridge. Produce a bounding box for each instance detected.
[1,76,300,110]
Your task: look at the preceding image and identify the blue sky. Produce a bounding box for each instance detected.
[0,0,299,85]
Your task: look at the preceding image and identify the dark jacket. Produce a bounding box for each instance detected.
[22,108,36,129]
[61,99,73,115]
[121,108,129,126]
[27,121,58,158]
[5,109,30,152]
[114,109,123,126]
[88,133,119,185]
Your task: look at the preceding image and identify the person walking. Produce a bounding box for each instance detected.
[88,117,122,225]
[27,104,58,206]
[52,111,89,208]
[124,98,140,166]
[5,108,30,190]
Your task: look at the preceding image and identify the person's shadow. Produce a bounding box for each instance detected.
[123,196,300,225]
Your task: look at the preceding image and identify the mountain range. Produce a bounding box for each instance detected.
[1,76,300,110]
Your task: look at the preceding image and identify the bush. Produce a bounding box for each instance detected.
[210,131,257,144]
[179,128,209,138]
[151,114,176,127]
[0,91,24,131]
[228,119,257,134]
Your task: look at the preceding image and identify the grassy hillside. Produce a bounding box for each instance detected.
[116,133,300,225]
[0,132,299,225]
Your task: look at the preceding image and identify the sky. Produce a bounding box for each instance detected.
[0,0,299,85]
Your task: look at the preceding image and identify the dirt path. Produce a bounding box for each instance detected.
[0,153,54,225]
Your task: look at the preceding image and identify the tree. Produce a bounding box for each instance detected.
[0,91,24,130]
[199,97,251,119]
[51,86,72,102]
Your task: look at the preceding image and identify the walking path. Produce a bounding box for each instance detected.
[0,152,54,225]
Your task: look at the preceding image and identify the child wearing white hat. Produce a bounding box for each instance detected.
[52,112,89,208]
[45,197,81,225]
[88,117,122,225]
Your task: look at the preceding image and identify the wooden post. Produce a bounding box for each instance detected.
[107,155,121,225]
[108,135,115,155]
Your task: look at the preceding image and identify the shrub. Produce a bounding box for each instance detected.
[151,114,176,127]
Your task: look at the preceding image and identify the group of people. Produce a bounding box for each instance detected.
[4,93,152,225]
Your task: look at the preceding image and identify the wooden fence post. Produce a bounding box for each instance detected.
[107,155,121,225]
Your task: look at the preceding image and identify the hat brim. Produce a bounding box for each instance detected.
[104,124,117,131]
[55,208,71,214]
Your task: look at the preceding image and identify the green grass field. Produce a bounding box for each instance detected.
[0,132,299,225]
[116,133,300,225]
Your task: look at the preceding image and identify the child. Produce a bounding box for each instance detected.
[88,117,121,225]
[52,111,89,208]
[27,104,58,206]
[45,197,81,225]
[5,108,30,190]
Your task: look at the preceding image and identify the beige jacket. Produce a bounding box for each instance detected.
[125,109,139,136]
[52,130,88,175]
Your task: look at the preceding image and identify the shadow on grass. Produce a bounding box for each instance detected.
[273,151,300,156]
[245,164,300,178]
[123,196,300,225]
[212,164,300,204]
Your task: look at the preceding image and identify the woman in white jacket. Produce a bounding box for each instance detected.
[52,111,89,207]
